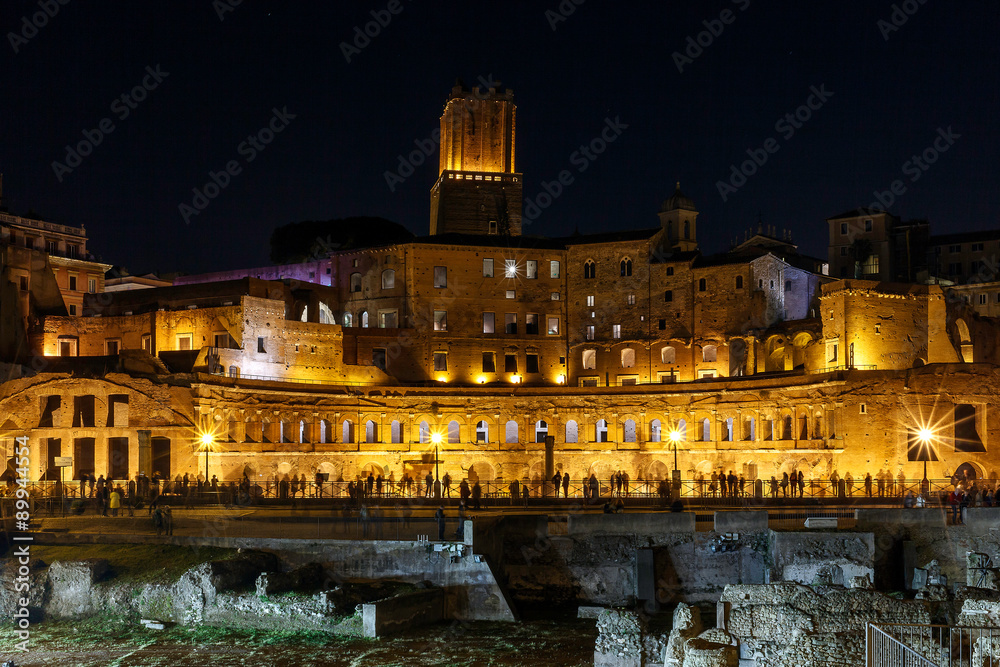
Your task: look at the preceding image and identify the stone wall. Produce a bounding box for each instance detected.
[719,583,929,667]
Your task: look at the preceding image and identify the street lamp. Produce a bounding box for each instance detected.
[199,432,214,483]
[916,427,934,496]
[431,431,442,482]
[669,429,682,495]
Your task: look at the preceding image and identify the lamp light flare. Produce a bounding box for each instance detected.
[669,430,682,443]
[200,433,214,447]
[918,428,934,443]
[431,432,443,445]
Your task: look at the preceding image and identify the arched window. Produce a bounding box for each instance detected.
[343,420,355,444]
[365,420,378,443]
[448,420,460,444]
[620,258,632,277]
[381,269,395,289]
[783,415,793,440]
[623,419,637,443]
[703,345,717,362]
[476,420,489,443]
[661,346,675,364]
[505,420,519,444]
[582,349,596,370]
[698,278,707,292]
[299,420,308,443]
[621,348,635,368]
[584,260,596,279]
[701,418,711,442]
[535,420,548,443]
[350,272,362,293]
[390,420,402,444]
[319,419,331,444]
[596,419,608,443]
[419,420,430,444]
[565,420,578,443]
[342,312,353,327]
[735,275,743,289]
[360,310,369,328]
[650,419,661,442]
[725,418,734,441]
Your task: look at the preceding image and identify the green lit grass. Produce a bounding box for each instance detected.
[30,544,239,585]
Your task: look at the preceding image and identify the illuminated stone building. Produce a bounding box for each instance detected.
[3,84,1000,490]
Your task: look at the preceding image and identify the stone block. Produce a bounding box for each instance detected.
[46,559,109,618]
[714,511,768,534]
[664,602,703,665]
[803,517,838,529]
[361,588,444,638]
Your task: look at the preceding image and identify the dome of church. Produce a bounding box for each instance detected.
[661,182,697,212]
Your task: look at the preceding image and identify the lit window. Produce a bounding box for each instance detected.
[505,313,517,334]
[505,260,517,278]
[526,260,538,279]
[621,348,635,368]
[381,269,395,289]
[434,266,447,288]
[88,278,97,294]
[433,310,448,331]
[585,325,595,341]
[626,294,635,306]
[703,345,717,362]
[586,295,595,307]
[550,261,560,278]
[612,324,621,339]
[661,346,675,363]
[582,349,596,369]
[547,317,559,335]
[483,258,494,277]
[550,292,560,300]
[434,352,448,371]
[483,312,495,333]
[506,290,516,299]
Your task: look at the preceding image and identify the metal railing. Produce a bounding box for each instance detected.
[867,623,1000,667]
[5,477,973,509]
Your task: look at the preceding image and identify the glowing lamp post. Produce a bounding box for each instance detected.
[917,428,934,496]
[199,432,215,484]
[431,431,442,483]
[669,429,682,495]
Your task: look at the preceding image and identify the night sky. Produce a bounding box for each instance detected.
[3,1,999,275]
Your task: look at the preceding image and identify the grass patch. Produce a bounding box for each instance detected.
[31,544,239,585]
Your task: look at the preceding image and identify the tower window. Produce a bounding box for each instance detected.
[698,278,707,292]
[735,276,743,289]
[664,290,673,302]
[620,259,632,277]
[584,260,596,279]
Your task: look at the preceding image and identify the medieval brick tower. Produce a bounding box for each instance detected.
[429,81,522,236]
[658,182,699,252]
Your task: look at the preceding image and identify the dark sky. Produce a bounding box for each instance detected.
[3,1,999,274]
